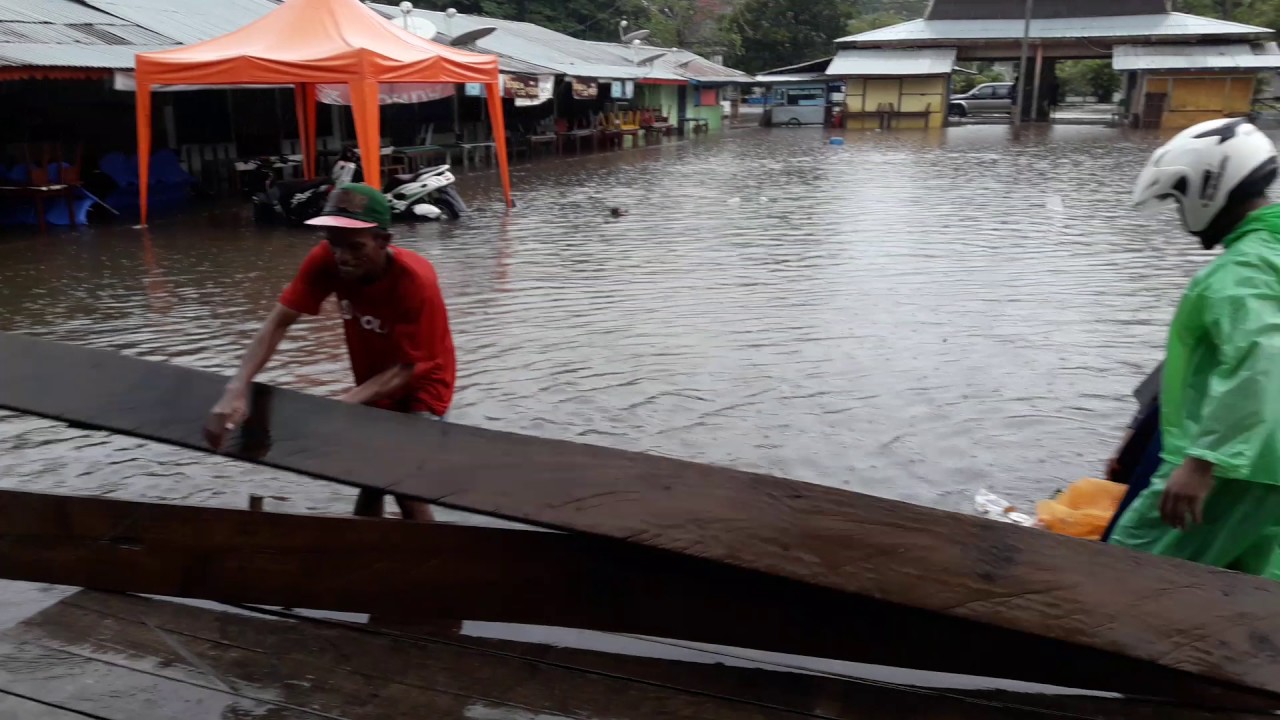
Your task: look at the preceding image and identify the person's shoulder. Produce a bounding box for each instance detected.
[390,246,442,289]
[1195,232,1280,296]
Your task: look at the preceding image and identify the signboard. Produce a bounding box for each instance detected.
[570,76,599,100]
[505,74,555,107]
[314,83,455,106]
[610,79,635,100]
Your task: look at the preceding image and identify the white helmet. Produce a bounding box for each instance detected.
[1133,117,1277,234]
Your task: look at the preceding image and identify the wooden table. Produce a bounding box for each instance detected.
[0,184,80,233]
[528,133,557,157]
[679,118,710,135]
[455,142,497,171]
[396,145,451,171]
[557,129,595,154]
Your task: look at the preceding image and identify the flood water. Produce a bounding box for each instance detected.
[0,125,1209,515]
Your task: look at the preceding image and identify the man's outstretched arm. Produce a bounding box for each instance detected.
[204,304,301,449]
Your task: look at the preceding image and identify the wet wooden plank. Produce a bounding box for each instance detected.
[52,592,1278,720]
[0,488,1270,709]
[0,694,91,720]
[2,332,1279,699]
[0,638,324,719]
[14,592,818,720]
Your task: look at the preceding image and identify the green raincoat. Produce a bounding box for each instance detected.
[1110,205,1280,576]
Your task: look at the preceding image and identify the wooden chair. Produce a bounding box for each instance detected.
[19,143,81,232]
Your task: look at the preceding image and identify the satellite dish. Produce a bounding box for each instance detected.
[621,29,651,43]
[635,51,668,66]
[450,26,496,46]
[403,16,439,40]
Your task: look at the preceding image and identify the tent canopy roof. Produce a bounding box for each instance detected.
[134,0,499,86]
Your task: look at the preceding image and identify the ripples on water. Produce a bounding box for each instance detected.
[0,125,1213,514]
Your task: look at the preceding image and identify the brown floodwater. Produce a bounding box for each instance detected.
[0,125,1209,516]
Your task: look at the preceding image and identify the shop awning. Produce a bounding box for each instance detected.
[1113,42,1280,71]
[825,48,957,77]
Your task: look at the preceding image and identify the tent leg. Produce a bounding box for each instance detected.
[304,84,317,178]
[350,78,382,189]
[135,82,153,228]
[486,81,514,209]
[294,84,311,178]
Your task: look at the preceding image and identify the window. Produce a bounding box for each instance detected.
[973,86,995,99]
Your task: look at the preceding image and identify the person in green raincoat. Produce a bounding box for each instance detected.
[1110,117,1280,577]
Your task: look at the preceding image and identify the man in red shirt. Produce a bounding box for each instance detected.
[204,183,456,522]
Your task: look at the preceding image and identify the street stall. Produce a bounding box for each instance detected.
[132,0,514,226]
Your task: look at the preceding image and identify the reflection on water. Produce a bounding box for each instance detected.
[0,125,1208,513]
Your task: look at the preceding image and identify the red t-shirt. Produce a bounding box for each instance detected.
[279,242,456,416]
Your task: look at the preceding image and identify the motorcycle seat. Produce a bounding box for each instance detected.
[393,173,418,183]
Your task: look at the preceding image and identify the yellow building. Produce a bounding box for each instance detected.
[829,49,953,130]
[1114,44,1278,130]
[836,0,1278,130]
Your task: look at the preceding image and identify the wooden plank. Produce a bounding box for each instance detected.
[0,488,1271,709]
[13,592,819,720]
[1,332,1279,699]
[56,592,1276,720]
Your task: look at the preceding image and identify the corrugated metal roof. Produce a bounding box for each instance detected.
[1114,41,1280,70]
[366,3,558,75]
[840,13,1271,45]
[0,0,126,25]
[386,6,671,80]
[0,20,170,45]
[76,0,278,45]
[565,40,752,83]
[0,0,179,69]
[826,47,957,76]
[754,71,832,83]
[927,0,1169,20]
[0,42,166,67]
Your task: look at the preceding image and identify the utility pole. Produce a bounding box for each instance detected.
[1014,0,1033,125]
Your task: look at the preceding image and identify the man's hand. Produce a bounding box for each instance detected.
[204,384,250,451]
[1160,458,1215,529]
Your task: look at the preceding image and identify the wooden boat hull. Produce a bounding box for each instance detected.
[0,332,1278,704]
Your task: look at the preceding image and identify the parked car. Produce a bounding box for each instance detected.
[949,82,1015,117]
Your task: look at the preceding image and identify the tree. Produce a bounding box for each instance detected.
[952,62,1006,94]
[723,0,856,73]
[1057,60,1122,102]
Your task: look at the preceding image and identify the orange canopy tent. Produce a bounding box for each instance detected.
[133,0,513,226]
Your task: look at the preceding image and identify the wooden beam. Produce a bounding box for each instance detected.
[0,489,1276,709]
[1,333,1279,701]
[0,489,1270,708]
[48,590,1275,720]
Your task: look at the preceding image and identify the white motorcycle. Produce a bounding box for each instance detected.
[384,165,466,221]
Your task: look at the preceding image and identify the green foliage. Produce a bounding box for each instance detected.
[724,0,857,73]
[846,11,908,36]
[1172,0,1280,28]
[1057,60,1122,102]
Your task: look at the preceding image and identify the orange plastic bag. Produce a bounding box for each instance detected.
[1036,477,1128,540]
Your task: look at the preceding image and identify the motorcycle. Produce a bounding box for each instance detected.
[246,151,356,226]
[249,148,465,225]
[384,164,467,221]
